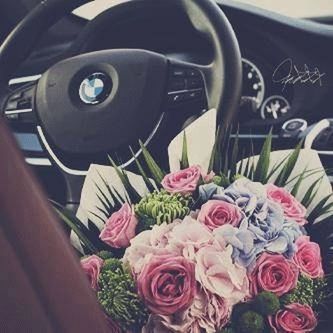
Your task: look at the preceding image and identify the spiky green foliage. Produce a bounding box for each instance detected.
[135,190,192,227]
[254,291,280,316]
[98,259,148,330]
[237,311,265,333]
[108,157,142,203]
[180,132,189,169]
[253,130,272,183]
[281,275,328,308]
[139,140,165,184]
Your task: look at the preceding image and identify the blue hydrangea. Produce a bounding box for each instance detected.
[201,178,306,267]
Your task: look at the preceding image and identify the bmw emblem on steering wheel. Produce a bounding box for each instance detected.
[79,72,112,105]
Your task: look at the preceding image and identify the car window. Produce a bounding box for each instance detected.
[74,0,333,20]
[235,0,333,18]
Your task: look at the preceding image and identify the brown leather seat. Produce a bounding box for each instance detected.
[0,119,109,332]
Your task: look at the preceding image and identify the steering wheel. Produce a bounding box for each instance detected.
[0,0,242,206]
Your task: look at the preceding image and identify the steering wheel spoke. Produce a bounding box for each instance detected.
[3,82,38,126]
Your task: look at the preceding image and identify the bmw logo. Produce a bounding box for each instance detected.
[79,72,112,105]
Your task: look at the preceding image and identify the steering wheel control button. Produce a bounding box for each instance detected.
[171,67,186,77]
[169,78,186,91]
[79,72,112,105]
[188,78,202,89]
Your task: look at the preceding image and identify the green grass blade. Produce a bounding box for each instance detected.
[139,140,165,184]
[275,140,303,187]
[253,129,272,183]
[301,176,323,208]
[108,157,142,203]
[129,147,155,193]
[52,203,98,253]
[290,167,307,197]
[180,132,189,169]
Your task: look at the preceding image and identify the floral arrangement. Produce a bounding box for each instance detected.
[55,115,333,333]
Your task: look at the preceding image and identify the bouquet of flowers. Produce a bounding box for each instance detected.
[55,110,333,333]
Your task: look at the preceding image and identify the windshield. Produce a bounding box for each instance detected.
[235,0,333,18]
[74,0,333,20]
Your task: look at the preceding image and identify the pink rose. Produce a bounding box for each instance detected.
[195,245,249,305]
[267,184,308,225]
[294,236,324,278]
[80,255,103,290]
[161,165,201,195]
[269,303,317,333]
[250,253,299,297]
[137,254,196,315]
[99,203,138,248]
[198,200,243,231]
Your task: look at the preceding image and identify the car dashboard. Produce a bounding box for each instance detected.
[3,0,333,200]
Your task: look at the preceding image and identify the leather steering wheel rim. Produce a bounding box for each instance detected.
[0,0,242,205]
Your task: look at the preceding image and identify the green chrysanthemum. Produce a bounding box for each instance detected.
[135,190,192,228]
[97,259,148,330]
[237,311,265,333]
[254,291,280,316]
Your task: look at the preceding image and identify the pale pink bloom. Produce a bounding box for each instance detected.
[195,245,249,305]
[80,255,103,290]
[161,165,202,195]
[100,203,138,248]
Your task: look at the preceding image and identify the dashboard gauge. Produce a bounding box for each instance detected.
[242,58,265,109]
[260,95,291,120]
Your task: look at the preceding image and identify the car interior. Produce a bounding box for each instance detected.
[0,0,333,331]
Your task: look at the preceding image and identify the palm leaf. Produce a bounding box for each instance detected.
[275,141,303,187]
[139,140,165,184]
[301,176,324,208]
[129,146,155,193]
[51,201,98,253]
[253,129,272,183]
[180,132,189,169]
[265,153,291,183]
[108,157,142,203]
[230,129,239,178]
[290,167,307,197]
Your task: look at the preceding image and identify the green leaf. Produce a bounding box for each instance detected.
[253,129,272,183]
[208,126,221,173]
[265,153,291,183]
[129,147,155,193]
[290,167,307,197]
[308,193,333,222]
[301,176,324,208]
[51,201,98,254]
[108,157,142,203]
[139,140,165,184]
[275,141,303,187]
[180,132,189,169]
[230,129,239,178]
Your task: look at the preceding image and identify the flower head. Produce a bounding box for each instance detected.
[161,165,202,195]
[267,184,308,226]
[80,255,104,291]
[99,203,138,248]
[137,254,196,315]
[269,303,317,333]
